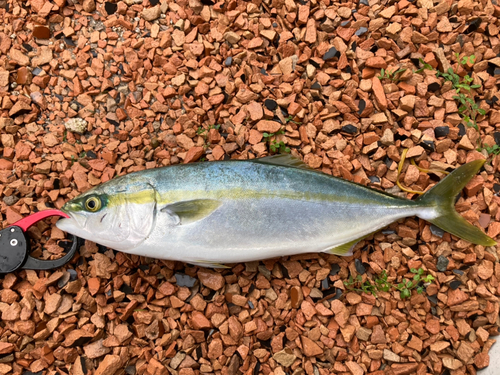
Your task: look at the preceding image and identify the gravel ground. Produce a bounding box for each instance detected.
[1,0,500,374]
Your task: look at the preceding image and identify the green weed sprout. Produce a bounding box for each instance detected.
[344,268,434,299]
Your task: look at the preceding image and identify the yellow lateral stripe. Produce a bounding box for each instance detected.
[105,187,399,209]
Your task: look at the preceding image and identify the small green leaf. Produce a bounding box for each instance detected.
[407,281,413,288]
[477,108,486,115]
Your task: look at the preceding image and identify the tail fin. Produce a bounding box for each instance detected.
[416,159,496,247]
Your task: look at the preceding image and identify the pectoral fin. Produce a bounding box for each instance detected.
[161,199,221,225]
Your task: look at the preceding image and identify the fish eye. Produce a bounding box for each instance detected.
[85,196,101,212]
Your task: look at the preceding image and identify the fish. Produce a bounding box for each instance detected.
[56,155,496,268]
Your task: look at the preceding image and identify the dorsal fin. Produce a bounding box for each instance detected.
[250,154,314,170]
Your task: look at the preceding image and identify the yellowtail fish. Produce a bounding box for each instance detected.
[56,155,496,268]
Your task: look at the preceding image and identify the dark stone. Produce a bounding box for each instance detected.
[32,67,43,76]
[330,264,340,276]
[427,295,438,305]
[382,229,395,234]
[86,150,97,159]
[428,82,440,92]
[453,269,465,276]
[436,255,449,272]
[466,18,481,34]
[458,123,466,136]
[354,259,366,274]
[260,67,268,76]
[421,140,435,152]
[323,47,339,61]
[355,27,368,36]
[341,124,358,134]
[273,22,278,28]
[369,176,380,184]
[493,183,500,193]
[248,300,254,309]
[120,283,134,294]
[434,126,449,138]
[175,273,197,287]
[359,0,369,5]
[345,66,352,74]
[351,41,357,52]
[311,82,321,90]
[272,115,283,124]
[68,269,78,280]
[430,225,444,238]
[104,2,117,15]
[494,132,500,145]
[341,21,351,27]
[264,99,277,110]
[449,280,462,290]
[487,95,499,105]
[22,43,33,52]
[225,56,232,66]
[321,277,329,290]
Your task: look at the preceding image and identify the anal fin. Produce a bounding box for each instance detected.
[188,260,231,269]
[325,232,375,256]
[325,239,359,256]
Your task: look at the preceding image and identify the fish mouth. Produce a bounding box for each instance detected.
[55,207,88,234]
